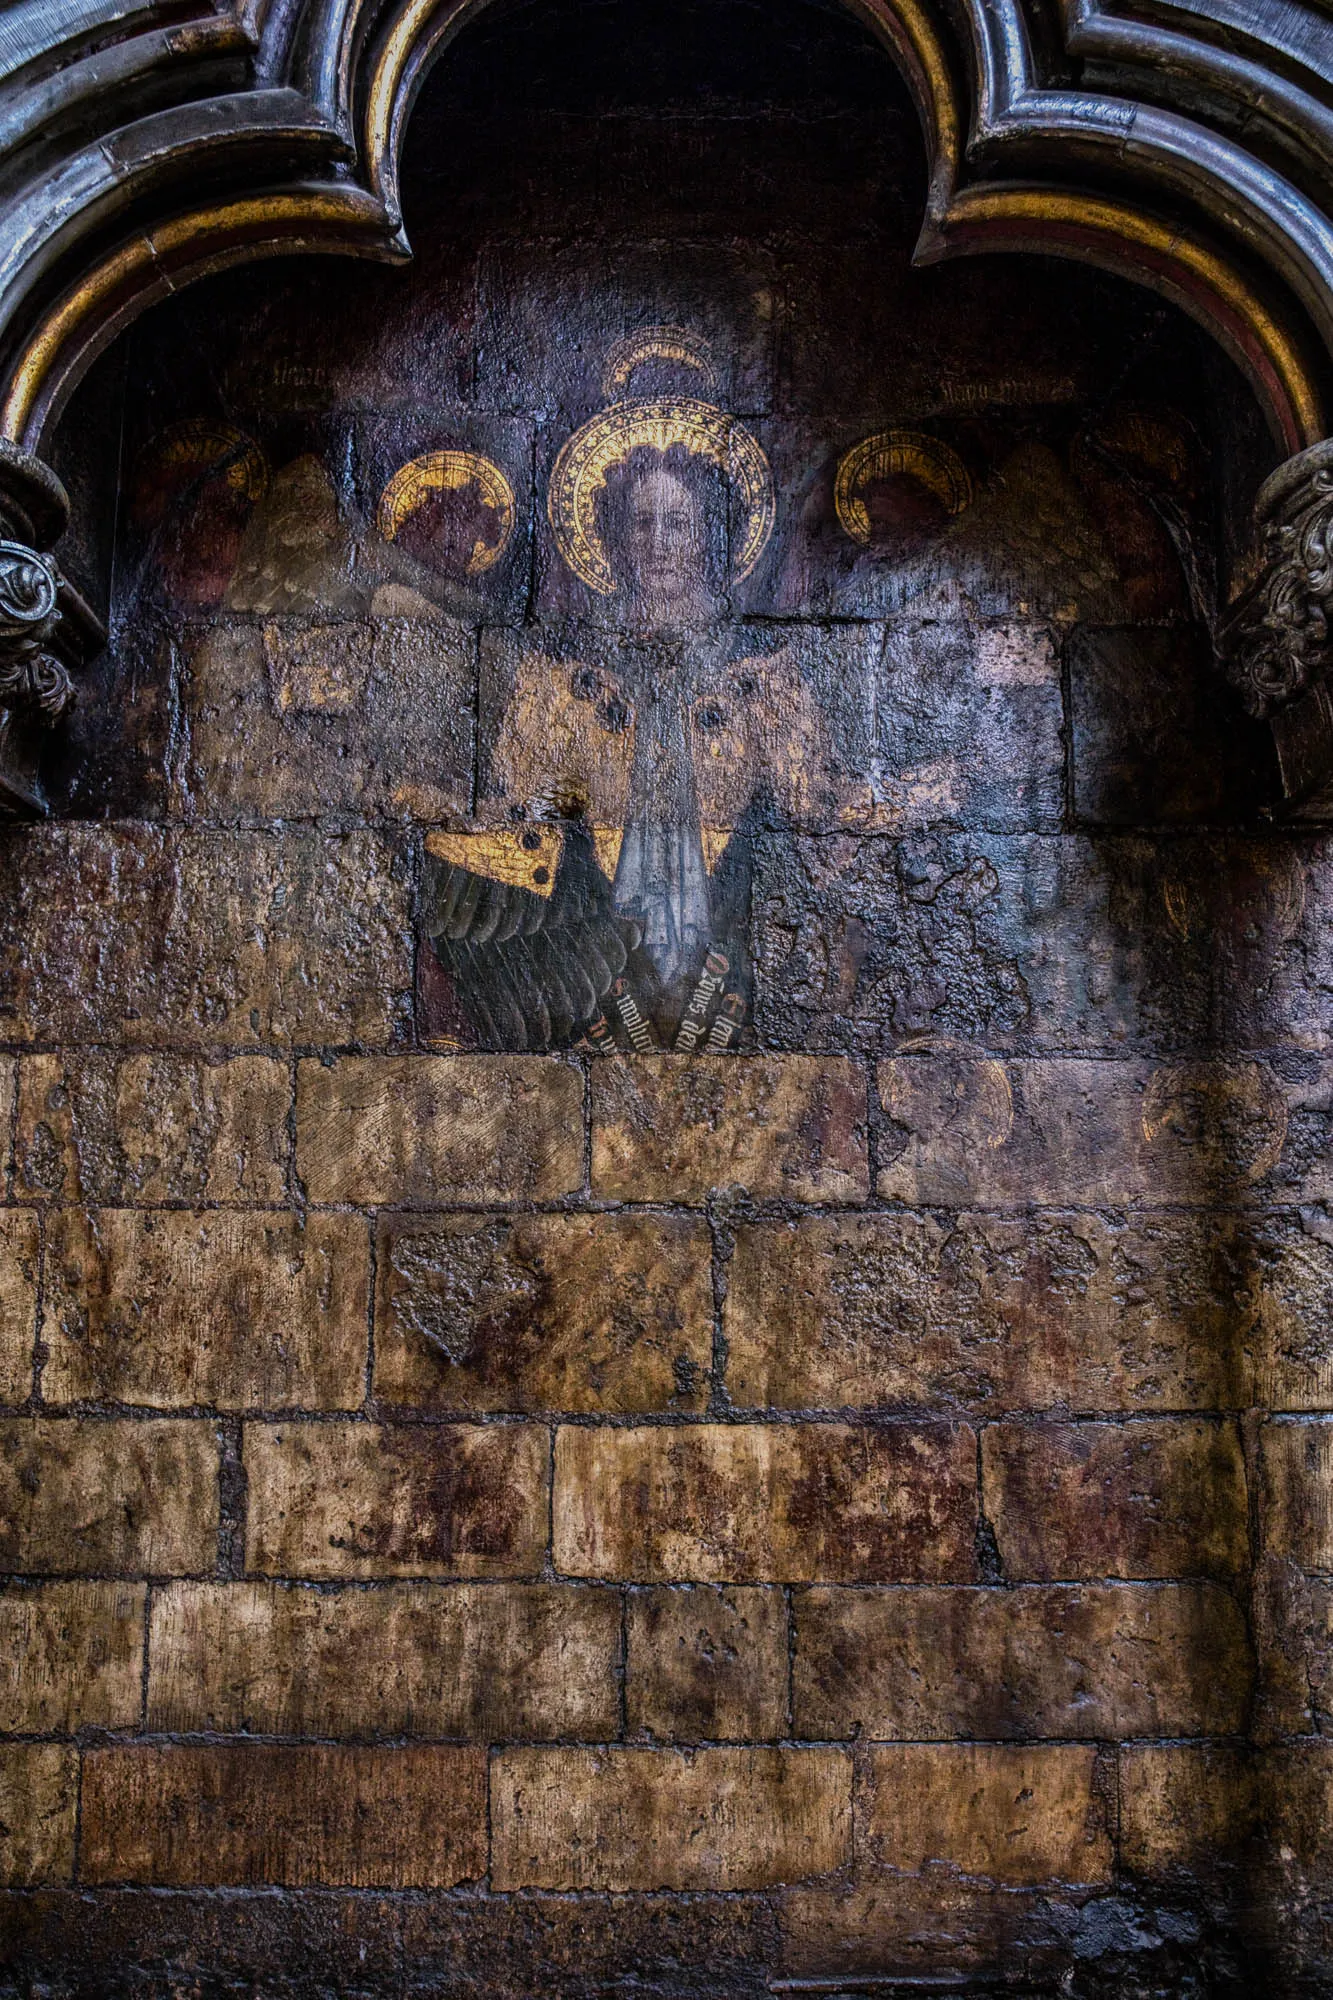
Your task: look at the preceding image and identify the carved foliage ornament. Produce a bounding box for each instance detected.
[1223,441,1333,718]
[0,538,73,722]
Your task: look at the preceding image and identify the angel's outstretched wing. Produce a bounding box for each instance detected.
[417,823,641,1051]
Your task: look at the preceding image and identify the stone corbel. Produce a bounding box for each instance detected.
[1221,439,1333,811]
[0,440,104,817]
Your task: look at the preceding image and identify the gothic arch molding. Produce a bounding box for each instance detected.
[1,0,1333,809]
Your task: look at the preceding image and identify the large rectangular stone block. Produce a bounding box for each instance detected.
[864,1744,1112,1886]
[0,827,412,1049]
[554,1422,976,1582]
[183,619,474,823]
[491,1746,850,1890]
[0,1211,37,1405]
[878,1054,1289,1207]
[1118,1744,1257,1878]
[42,1210,369,1410]
[0,1582,145,1731]
[625,1585,789,1741]
[80,1744,487,1887]
[297,1056,583,1205]
[0,1747,76,1886]
[374,1212,712,1413]
[149,1579,619,1739]
[245,1420,549,1576]
[983,1419,1248,1580]
[590,1056,868,1204]
[724,1212,1246,1413]
[0,1419,218,1575]
[792,1582,1249,1740]
[13,1053,289,1205]
[1260,1419,1333,1568]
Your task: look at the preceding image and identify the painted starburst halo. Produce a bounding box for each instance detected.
[137,419,270,502]
[600,325,719,400]
[377,449,517,574]
[548,396,776,596]
[834,428,973,544]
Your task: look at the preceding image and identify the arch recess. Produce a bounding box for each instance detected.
[1,0,1333,812]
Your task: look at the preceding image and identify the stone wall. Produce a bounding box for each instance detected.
[0,0,1328,1993]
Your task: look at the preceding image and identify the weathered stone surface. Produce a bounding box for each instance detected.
[590,1056,868,1204]
[983,1419,1248,1580]
[873,620,1064,832]
[297,1056,583,1205]
[554,1422,977,1582]
[878,1054,1290,1206]
[183,619,474,822]
[863,1743,1112,1885]
[1261,1418,1333,1568]
[245,1420,549,1577]
[0,1886,403,1993]
[792,1582,1249,1739]
[725,1211,1247,1413]
[1254,1213,1333,1409]
[0,1211,37,1405]
[80,1744,488,1887]
[400,1887,780,1997]
[149,1580,619,1739]
[0,1582,145,1731]
[778,1874,1072,1986]
[626,1586,789,1740]
[0,1419,218,1574]
[1118,1743,1258,1878]
[13,1053,289,1205]
[42,1210,369,1410]
[0,1747,76,1887]
[491,1746,850,1890]
[0,827,412,1048]
[375,1212,711,1413]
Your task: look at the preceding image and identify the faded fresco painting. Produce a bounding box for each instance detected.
[114,163,1258,1059]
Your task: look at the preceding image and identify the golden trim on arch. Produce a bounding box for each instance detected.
[0,189,391,449]
[378,449,516,572]
[942,187,1325,450]
[547,394,776,597]
[835,428,973,542]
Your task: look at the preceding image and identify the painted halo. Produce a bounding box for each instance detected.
[548,395,776,597]
[834,429,973,545]
[601,326,718,400]
[139,419,269,503]
[377,449,517,575]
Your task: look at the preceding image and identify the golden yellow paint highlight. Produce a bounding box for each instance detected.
[425,826,563,897]
[137,421,269,502]
[835,429,973,543]
[378,450,516,573]
[601,328,718,400]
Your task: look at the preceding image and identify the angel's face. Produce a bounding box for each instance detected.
[623,463,709,614]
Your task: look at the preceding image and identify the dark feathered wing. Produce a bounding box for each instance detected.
[419,826,639,1051]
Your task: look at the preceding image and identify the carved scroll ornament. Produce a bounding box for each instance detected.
[1222,441,1333,720]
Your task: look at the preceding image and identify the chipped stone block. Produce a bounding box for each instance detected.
[554,1422,976,1582]
[42,1210,369,1410]
[375,1211,711,1413]
[490,1746,850,1890]
[244,1420,549,1577]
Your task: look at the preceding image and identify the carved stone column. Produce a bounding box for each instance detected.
[1222,439,1333,810]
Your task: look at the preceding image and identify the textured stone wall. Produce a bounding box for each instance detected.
[0,0,1329,1993]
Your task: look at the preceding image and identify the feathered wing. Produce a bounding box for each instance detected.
[418,824,641,1051]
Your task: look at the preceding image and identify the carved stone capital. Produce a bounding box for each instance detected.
[0,443,102,818]
[1222,440,1333,724]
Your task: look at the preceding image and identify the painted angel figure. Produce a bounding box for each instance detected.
[418,336,848,1054]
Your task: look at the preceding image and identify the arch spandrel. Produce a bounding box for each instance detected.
[0,0,1331,811]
